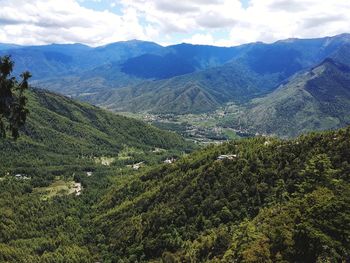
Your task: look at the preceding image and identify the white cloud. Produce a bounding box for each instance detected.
[183,33,216,45]
[119,0,350,46]
[0,0,349,46]
[0,0,148,46]
[219,0,350,45]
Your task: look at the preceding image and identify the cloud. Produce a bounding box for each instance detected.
[118,0,244,40]
[183,33,215,45]
[154,1,200,13]
[303,14,347,29]
[268,0,309,12]
[120,0,350,46]
[0,0,349,46]
[225,0,350,45]
[196,11,237,28]
[0,0,147,45]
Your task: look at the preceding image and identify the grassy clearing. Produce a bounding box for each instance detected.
[118,146,144,161]
[35,180,76,200]
[223,128,239,140]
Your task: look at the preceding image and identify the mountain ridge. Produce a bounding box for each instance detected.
[0,88,192,178]
[2,33,350,137]
[230,53,350,137]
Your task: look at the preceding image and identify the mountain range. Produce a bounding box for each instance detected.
[1,35,350,262]
[2,33,350,137]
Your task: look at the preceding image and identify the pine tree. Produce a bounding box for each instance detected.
[0,56,31,139]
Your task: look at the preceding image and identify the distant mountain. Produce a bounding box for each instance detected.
[232,33,350,82]
[91,40,164,66]
[2,34,350,125]
[121,53,196,79]
[166,43,243,69]
[0,43,92,79]
[164,34,350,79]
[0,88,192,171]
[27,42,245,95]
[33,62,144,98]
[330,43,350,66]
[86,62,277,114]
[78,34,350,115]
[232,54,350,137]
[3,34,349,97]
[0,43,21,50]
[0,40,164,80]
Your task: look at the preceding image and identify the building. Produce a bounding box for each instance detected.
[164,158,176,164]
[217,154,237,160]
[133,162,145,170]
[14,174,30,180]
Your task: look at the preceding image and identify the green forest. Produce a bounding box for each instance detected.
[0,88,193,187]
[1,120,349,262]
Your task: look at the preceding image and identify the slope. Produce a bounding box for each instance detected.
[231,54,350,137]
[233,33,350,81]
[91,62,277,114]
[0,88,192,177]
[0,87,192,262]
[92,126,350,262]
[80,34,350,115]
[121,53,196,79]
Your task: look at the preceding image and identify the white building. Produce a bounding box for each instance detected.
[217,154,237,160]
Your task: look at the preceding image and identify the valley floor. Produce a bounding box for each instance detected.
[117,102,256,145]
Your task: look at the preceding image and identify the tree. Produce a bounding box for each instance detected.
[0,55,31,139]
[299,153,336,192]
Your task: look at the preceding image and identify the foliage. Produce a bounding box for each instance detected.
[91,126,350,262]
[0,90,349,262]
[0,56,31,139]
[0,88,193,185]
[0,88,194,262]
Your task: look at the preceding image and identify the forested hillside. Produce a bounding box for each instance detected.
[92,126,350,262]
[0,85,194,262]
[1,116,349,261]
[1,34,350,263]
[0,88,192,185]
[230,56,350,137]
[90,62,275,114]
[2,1,350,262]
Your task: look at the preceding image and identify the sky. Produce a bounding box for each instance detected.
[0,0,349,47]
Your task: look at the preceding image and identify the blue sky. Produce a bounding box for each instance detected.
[240,0,250,8]
[0,0,349,46]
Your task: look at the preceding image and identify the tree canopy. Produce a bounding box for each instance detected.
[0,55,31,139]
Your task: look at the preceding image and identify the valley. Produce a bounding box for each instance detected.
[13,33,347,139]
[118,103,255,144]
[1,32,350,262]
